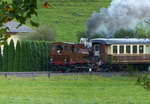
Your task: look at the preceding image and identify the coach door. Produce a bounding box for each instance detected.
[94,44,100,57]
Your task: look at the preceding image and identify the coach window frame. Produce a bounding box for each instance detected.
[119,45,124,54]
[133,45,137,54]
[139,45,144,54]
[126,45,131,54]
[113,45,118,54]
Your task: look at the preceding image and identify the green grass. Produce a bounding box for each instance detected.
[28,0,112,42]
[0,75,149,104]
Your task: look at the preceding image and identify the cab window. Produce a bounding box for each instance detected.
[52,46,56,51]
[95,45,99,51]
[72,45,76,52]
[64,46,68,51]
[57,45,63,53]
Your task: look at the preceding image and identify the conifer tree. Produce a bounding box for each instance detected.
[36,41,41,71]
[40,42,45,71]
[45,42,50,71]
[26,41,32,72]
[8,40,15,72]
[0,47,2,71]
[2,42,8,72]
[20,41,28,72]
[14,41,21,72]
[30,41,36,71]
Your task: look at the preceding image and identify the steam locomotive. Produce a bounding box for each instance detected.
[50,38,150,72]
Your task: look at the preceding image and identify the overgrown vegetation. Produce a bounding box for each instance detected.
[136,74,150,90]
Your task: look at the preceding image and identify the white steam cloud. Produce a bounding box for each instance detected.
[86,0,150,37]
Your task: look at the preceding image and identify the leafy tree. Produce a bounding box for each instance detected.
[76,31,86,42]
[8,40,15,72]
[114,29,136,38]
[135,25,150,38]
[76,31,107,42]
[0,0,51,44]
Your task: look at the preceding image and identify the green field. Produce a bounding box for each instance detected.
[0,75,149,104]
[29,0,112,42]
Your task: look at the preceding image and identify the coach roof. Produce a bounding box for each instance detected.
[91,38,150,44]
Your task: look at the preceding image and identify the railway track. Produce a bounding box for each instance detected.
[0,71,149,77]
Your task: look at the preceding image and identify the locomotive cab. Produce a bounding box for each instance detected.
[50,42,92,72]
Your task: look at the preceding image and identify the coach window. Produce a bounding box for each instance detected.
[119,45,124,54]
[126,45,130,54]
[113,45,117,54]
[139,45,144,53]
[133,45,137,53]
[146,45,150,54]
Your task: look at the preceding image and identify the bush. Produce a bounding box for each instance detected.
[18,24,56,42]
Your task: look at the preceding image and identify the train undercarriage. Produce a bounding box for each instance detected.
[51,63,93,73]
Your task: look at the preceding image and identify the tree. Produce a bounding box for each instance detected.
[0,0,51,44]
[14,41,21,72]
[76,31,107,42]
[44,42,50,71]
[114,29,136,38]
[0,47,2,71]
[76,31,86,42]
[20,41,28,72]
[8,40,15,72]
[2,42,8,72]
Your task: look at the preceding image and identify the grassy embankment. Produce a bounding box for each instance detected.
[0,75,149,104]
[30,0,112,42]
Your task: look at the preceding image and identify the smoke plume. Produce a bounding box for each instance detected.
[86,0,150,37]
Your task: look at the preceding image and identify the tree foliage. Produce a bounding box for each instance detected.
[2,40,51,72]
[114,29,136,38]
[0,0,50,44]
[0,47,2,71]
[8,40,15,72]
[2,42,8,72]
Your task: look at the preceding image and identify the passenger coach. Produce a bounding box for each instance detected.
[91,38,150,65]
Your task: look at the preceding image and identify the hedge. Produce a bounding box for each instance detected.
[1,40,51,72]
